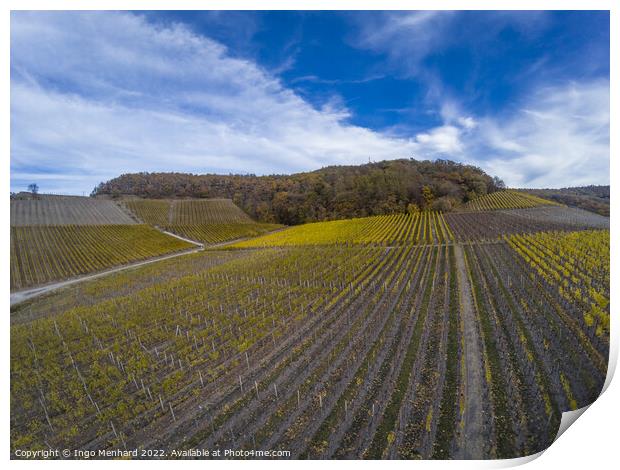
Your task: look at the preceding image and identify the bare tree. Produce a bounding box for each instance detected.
[27,183,39,199]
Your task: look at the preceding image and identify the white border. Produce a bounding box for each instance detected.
[2,2,616,469]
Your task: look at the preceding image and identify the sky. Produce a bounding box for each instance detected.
[10,10,610,195]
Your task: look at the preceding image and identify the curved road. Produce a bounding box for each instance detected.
[10,242,203,307]
[10,228,288,307]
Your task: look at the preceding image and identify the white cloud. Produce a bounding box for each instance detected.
[11,11,432,194]
[352,11,455,71]
[415,126,463,153]
[11,81,424,193]
[393,79,609,188]
[349,11,548,78]
[476,80,609,188]
[10,12,609,194]
[457,117,477,130]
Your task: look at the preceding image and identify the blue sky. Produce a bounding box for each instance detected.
[11,10,609,194]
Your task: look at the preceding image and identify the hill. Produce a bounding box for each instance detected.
[463,190,560,211]
[10,171,610,459]
[11,210,609,458]
[10,196,194,290]
[92,159,505,225]
[122,198,253,225]
[520,185,609,217]
[11,197,137,225]
[121,198,283,244]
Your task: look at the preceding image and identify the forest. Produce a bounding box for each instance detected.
[92,159,505,225]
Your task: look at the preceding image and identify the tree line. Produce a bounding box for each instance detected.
[521,186,609,217]
[93,159,505,225]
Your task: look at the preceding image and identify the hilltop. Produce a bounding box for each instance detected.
[92,159,505,225]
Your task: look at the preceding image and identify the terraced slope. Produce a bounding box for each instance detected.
[10,225,193,290]
[122,199,253,225]
[464,190,560,211]
[232,212,453,247]
[122,198,282,244]
[11,198,136,225]
[10,196,194,291]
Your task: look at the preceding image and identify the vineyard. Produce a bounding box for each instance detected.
[10,7,610,460]
[122,200,171,226]
[9,187,610,460]
[464,190,560,211]
[10,199,609,459]
[10,197,284,292]
[9,197,198,291]
[445,206,609,241]
[500,206,610,228]
[10,225,194,290]
[507,230,609,336]
[122,199,282,244]
[11,198,137,225]
[122,199,254,225]
[164,224,282,245]
[232,212,453,247]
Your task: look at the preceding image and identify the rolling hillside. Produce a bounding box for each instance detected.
[10,204,609,459]
[93,159,505,224]
[463,190,560,211]
[122,198,283,244]
[122,198,253,225]
[11,197,137,225]
[521,185,610,216]
[9,181,610,460]
[10,196,194,290]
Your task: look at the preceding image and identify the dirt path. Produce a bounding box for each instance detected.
[454,244,486,459]
[10,244,204,306]
[159,230,205,247]
[10,224,289,307]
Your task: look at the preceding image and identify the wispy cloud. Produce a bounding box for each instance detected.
[344,10,609,187]
[348,11,548,77]
[477,80,610,188]
[350,11,456,73]
[290,74,386,85]
[10,11,424,193]
[10,11,609,194]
